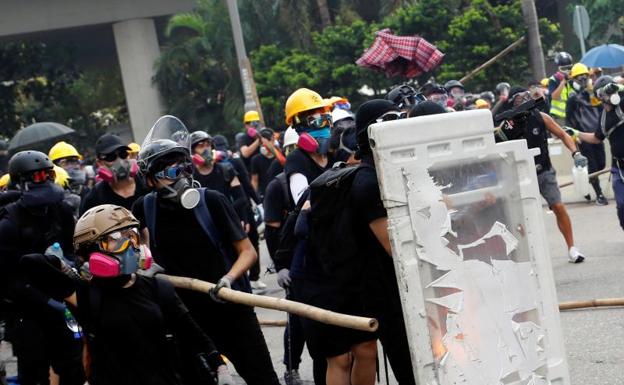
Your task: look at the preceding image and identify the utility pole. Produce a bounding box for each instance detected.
[225,0,264,124]
[521,0,546,80]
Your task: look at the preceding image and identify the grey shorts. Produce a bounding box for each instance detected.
[537,167,562,207]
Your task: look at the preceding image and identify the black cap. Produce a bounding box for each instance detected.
[95,134,129,156]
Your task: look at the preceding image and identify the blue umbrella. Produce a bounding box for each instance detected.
[580,44,624,68]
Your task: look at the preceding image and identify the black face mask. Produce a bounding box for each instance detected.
[20,181,65,208]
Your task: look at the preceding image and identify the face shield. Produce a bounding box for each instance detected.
[141,115,192,159]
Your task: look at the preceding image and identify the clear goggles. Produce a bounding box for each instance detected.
[306,113,332,130]
[98,227,140,254]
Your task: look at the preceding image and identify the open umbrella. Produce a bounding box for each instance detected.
[9,122,75,151]
[580,44,624,68]
[356,28,444,78]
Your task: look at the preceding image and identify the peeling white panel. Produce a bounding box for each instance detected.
[369,110,570,385]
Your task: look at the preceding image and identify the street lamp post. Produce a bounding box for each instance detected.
[225,0,265,125]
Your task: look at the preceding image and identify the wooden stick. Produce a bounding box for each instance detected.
[258,319,288,327]
[162,274,378,332]
[559,298,624,311]
[558,168,610,188]
[460,36,526,84]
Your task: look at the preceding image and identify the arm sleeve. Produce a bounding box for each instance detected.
[351,170,387,224]
[155,277,225,370]
[232,159,261,204]
[229,184,250,224]
[289,173,308,205]
[565,95,576,128]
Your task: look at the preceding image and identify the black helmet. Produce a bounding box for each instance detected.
[495,82,510,94]
[8,150,54,184]
[593,75,614,95]
[190,131,213,148]
[386,85,425,109]
[259,127,275,140]
[138,139,189,175]
[234,132,246,150]
[480,91,495,104]
[444,80,464,92]
[554,52,573,67]
[212,135,229,152]
[421,82,447,97]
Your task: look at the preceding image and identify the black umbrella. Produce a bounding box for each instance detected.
[9,122,75,151]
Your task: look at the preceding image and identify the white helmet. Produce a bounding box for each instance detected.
[331,108,354,124]
[283,126,299,147]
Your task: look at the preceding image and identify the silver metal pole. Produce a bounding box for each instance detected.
[575,6,587,56]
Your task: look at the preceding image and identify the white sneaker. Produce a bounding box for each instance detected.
[251,280,267,290]
[568,246,586,264]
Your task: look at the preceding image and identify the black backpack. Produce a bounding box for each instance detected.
[308,162,371,278]
[273,188,308,272]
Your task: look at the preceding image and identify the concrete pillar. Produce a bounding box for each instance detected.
[113,18,164,143]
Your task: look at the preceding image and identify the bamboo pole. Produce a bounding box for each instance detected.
[258,319,288,327]
[558,168,610,188]
[162,275,378,332]
[460,36,526,84]
[559,298,624,311]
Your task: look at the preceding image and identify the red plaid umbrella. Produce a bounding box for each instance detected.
[356,29,444,78]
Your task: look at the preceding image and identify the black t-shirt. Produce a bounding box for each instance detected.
[250,153,275,197]
[284,149,330,185]
[522,111,552,174]
[193,163,236,196]
[74,276,219,385]
[263,175,289,223]
[80,177,148,215]
[132,190,246,298]
[240,134,260,170]
[350,163,403,315]
[266,158,284,182]
[595,97,624,159]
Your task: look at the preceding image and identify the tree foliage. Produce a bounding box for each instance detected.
[0,41,126,151]
[580,0,624,46]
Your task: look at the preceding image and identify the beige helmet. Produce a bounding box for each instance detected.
[74,204,139,250]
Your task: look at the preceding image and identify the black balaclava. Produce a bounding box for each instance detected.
[355,99,399,162]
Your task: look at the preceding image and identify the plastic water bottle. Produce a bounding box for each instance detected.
[63,308,82,340]
[572,165,590,197]
[45,242,64,260]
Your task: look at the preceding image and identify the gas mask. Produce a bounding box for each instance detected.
[597,83,622,105]
[87,227,152,278]
[192,149,214,167]
[572,76,589,92]
[98,158,138,183]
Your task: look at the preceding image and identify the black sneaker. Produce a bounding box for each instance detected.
[596,195,608,206]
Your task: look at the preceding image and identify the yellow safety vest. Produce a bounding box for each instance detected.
[549,80,570,118]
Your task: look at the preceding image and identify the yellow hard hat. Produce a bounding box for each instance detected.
[285,88,328,125]
[243,110,260,123]
[570,63,589,78]
[53,165,69,188]
[128,142,140,154]
[49,141,82,162]
[474,99,490,109]
[0,173,10,188]
[540,77,549,87]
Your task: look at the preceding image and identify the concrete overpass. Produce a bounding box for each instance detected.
[0,0,198,142]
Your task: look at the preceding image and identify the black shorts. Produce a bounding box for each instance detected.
[290,277,376,359]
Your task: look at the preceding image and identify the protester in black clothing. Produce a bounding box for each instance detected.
[21,204,233,385]
[133,115,280,385]
[566,66,608,205]
[240,110,263,170]
[80,134,147,214]
[497,87,588,263]
[0,151,85,385]
[212,135,266,291]
[190,131,250,226]
[576,76,624,231]
[352,100,416,385]
[251,128,279,199]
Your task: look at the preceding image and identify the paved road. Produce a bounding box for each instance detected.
[2,199,623,384]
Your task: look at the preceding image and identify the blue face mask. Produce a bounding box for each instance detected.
[307,128,331,140]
